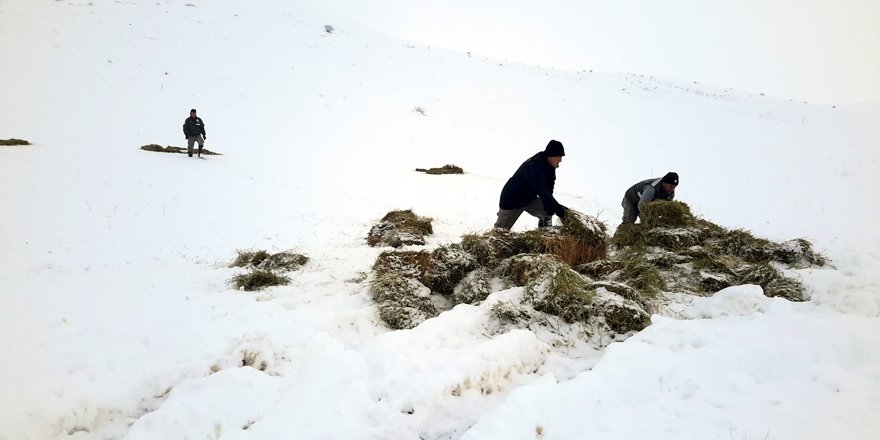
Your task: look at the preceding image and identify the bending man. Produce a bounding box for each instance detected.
[621,172,679,224]
[494,140,568,229]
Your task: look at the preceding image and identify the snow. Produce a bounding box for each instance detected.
[464,291,880,440]
[1,0,878,439]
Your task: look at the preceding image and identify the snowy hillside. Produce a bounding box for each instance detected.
[1,1,878,439]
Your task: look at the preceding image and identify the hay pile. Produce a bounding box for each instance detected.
[368,202,827,336]
[229,249,309,291]
[415,164,464,175]
[604,200,825,301]
[367,210,434,248]
[368,210,642,332]
[140,144,222,155]
[0,138,30,146]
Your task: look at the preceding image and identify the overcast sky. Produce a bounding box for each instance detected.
[327,0,880,104]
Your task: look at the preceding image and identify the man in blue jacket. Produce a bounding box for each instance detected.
[621,172,679,224]
[494,140,568,229]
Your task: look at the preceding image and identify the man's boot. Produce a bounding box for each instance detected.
[538,217,552,228]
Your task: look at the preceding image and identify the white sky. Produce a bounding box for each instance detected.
[326,0,880,104]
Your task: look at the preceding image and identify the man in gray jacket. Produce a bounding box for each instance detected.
[621,172,679,224]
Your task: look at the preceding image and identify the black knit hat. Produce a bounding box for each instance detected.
[661,172,679,185]
[190,108,197,113]
[545,140,565,157]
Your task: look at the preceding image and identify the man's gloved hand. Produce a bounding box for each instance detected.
[556,204,568,219]
[203,135,207,140]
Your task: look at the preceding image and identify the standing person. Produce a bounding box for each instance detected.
[494,140,568,230]
[621,172,679,224]
[182,108,206,158]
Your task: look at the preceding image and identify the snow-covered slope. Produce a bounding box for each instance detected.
[1,1,878,439]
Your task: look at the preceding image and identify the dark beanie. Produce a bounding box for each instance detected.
[661,172,679,185]
[545,140,565,157]
[190,108,197,113]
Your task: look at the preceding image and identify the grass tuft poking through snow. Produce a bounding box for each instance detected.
[232,249,309,272]
[229,270,291,291]
[228,249,309,291]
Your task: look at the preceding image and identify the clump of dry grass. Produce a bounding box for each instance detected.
[539,210,607,266]
[463,228,552,263]
[544,234,606,267]
[708,228,780,263]
[232,249,309,272]
[416,164,464,175]
[424,244,477,294]
[736,263,807,301]
[373,250,432,278]
[575,259,622,279]
[230,270,291,291]
[452,267,494,305]
[367,209,433,248]
[560,210,608,244]
[640,200,695,229]
[140,144,222,155]
[596,297,651,333]
[228,249,308,291]
[645,227,701,250]
[0,138,30,146]
[489,301,535,326]
[615,248,666,294]
[532,267,596,324]
[461,233,496,266]
[589,280,643,304]
[612,223,647,248]
[777,238,827,268]
[470,217,605,268]
[370,273,437,329]
[504,254,564,288]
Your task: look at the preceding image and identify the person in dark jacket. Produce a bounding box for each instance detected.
[621,172,679,224]
[494,140,568,229]
[182,108,206,158]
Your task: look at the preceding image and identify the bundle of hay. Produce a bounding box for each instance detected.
[0,138,30,146]
[371,250,436,329]
[604,200,825,301]
[229,249,309,291]
[550,210,608,266]
[415,164,464,175]
[368,211,647,334]
[367,200,825,337]
[140,144,222,155]
[367,210,433,248]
